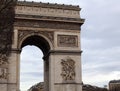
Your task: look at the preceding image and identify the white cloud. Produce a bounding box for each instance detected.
[20,46,44,91]
[83,71,120,87]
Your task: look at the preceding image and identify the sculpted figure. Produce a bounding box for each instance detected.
[61,57,75,81]
[0,68,8,79]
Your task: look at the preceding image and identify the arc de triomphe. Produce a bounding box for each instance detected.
[0,1,84,91]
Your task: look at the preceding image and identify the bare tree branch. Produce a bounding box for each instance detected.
[0,0,17,13]
[0,0,17,56]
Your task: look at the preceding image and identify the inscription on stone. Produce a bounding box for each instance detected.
[61,57,75,81]
[57,35,78,47]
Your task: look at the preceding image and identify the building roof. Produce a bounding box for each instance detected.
[109,80,120,83]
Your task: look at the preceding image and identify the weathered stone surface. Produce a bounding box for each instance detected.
[14,19,81,30]
[57,35,78,47]
[16,1,81,18]
[0,1,84,91]
[61,57,76,81]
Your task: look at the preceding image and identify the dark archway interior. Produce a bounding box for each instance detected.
[21,35,50,56]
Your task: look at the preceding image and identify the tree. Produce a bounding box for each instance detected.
[0,0,17,56]
[0,0,17,30]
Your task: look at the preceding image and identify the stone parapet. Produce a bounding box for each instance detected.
[15,1,82,19]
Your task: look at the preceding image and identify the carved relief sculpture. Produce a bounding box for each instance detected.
[0,68,8,79]
[61,57,75,81]
[0,54,8,65]
[0,54,9,80]
[18,30,54,45]
[58,35,78,47]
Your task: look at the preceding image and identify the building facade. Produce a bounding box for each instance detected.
[109,80,120,91]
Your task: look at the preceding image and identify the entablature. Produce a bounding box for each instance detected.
[14,1,85,30]
[15,14,84,24]
[15,1,83,19]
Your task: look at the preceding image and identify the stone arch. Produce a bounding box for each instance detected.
[19,33,53,56]
[19,33,52,91]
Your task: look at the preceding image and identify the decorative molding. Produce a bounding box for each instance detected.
[15,20,81,30]
[18,30,54,45]
[61,57,75,81]
[57,35,78,47]
[15,6,80,18]
[43,50,82,60]
[11,48,21,53]
[15,14,84,24]
[39,31,54,43]
[15,1,81,20]
[18,30,33,43]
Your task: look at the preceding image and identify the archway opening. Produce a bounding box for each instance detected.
[19,35,51,91]
[20,45,43,91]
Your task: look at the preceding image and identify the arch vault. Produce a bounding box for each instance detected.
[0,1,84,91]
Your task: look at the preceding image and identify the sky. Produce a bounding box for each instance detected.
[20,0,120,91]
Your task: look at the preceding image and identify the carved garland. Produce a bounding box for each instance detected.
[18,30,54,45]
[61,57,75,81]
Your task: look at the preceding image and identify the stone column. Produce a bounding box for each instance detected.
[7,29,20,91]
[44,57,50,91]
[48,31,82,91]
[7,50,20,91]
[48,51,82,91]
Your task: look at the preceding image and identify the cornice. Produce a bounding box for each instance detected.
[15,14,85,24]
[43,50,82,60]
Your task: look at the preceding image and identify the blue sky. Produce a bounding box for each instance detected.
[20,0,120,91]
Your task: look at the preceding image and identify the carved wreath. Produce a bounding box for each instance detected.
[61,57,75,81]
